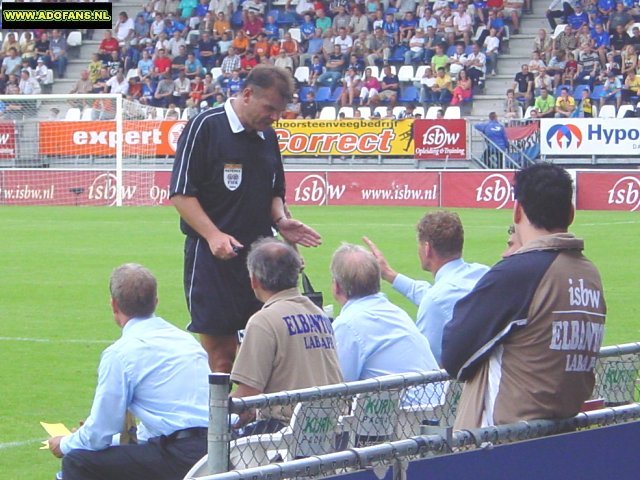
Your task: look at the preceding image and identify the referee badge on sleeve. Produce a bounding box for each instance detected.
[223,163,242,191]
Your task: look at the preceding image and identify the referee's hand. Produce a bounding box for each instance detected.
[278,218,322,248]
[208,232,244,260]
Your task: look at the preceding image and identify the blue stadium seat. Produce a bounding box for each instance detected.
[330,86,343,103]
[266,9,280,22]
[555,84,572,97]
[230,10,243,29]
[591,85,605,100]
[446,45,457,56]
[299,85,315,99]
[399,86,418,103]
[388,45,408,63]
[572,84,590,100]
[315,86,332,103]
[277,10,296,27]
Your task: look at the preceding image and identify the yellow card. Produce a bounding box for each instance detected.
[40,422,72,438]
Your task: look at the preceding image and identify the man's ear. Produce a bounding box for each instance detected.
[110,297,118,315]
[567,203,575,227]
[249,273,260,291]
[513,199,523,225]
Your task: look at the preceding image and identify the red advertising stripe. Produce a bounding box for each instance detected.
[576,171,640,212]
[441,170,515,209]
[413,119,467,160]
[0,121,16,159]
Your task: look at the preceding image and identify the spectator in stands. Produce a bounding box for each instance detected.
[562,51,578,87]
[34,33,50,67]
[366,27,391,66]
[534,86,556,116]
[444,163,606,430]
[34,58,50,86]
[370,65,399,106]
[350,6,369,35]
[171,45,188,76]
[554,86,575,116]
[154,72,175,107]
[168,30,187,58]
[466,43,487,87]
[140,77,157,105]
[173,70,191,107]
[20,32,36,69]
[534,67,554,95]
[98,31,120,63]
[115,12,136,45]
[484,28,500,76]
[364,212,488,366]
[475,111,509,167]
[576,44,600,88]
[105,70,129,95]
[534,29,554,63]
[137,50,154,81]
[317,44,345,87]
[70,69,93,94]
[609,1,634,33]
[282,92,301,118]
[197,32,217,70]
[185,52,205,78]
[504,88,520,118]
[451,69,473,105]
[430,44,448,72]
[360,66,382,105]
[601,71,622,109]
[1,47,23,77]
[547,50,566,87]
[18,69,41,95]
[419,66,436,104]
[300,29,325,67]
[92,67,111,93]
[331,243,439,385]
[281,32,300,67]
[453,4,473,45]
[512,64,534,106]
[274,49,294,71]
[567,3,589,30]
[552,25,577,53]
[340,66,362,106]
[106,50,124,77]
[575,86,594,116]
[592,22,611,65]
[301,90,320,118]
[153,48,172,77]
[546,0,576,29]
[405,28,427,64]
[528,51,546,75]
[399,11,419,43]
[334,27,354,56]
[230,238,342,435]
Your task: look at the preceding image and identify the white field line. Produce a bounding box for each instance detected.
[0,439,42,450]
[313,220,639,228]
[0,337,111,345]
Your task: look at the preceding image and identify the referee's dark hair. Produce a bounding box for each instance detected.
[247,237,302,292]
[331,243,380,299]
[109,263,157,318]
[244,64,295,101]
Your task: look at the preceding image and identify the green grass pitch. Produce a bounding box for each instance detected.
[0,205,638,478]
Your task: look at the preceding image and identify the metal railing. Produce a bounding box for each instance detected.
[468,118,540,169]
[190,343,640,479]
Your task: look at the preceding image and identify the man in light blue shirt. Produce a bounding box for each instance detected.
[48,263,210,480]
[364,211,489,365]
[331,244,439,384]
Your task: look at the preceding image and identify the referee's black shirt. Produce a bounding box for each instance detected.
[170,100,286,245]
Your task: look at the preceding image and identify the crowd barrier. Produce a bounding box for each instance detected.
[0,168,638,212]
[184,343,640,479]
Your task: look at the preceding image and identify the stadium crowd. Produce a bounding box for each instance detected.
[2,0,640,120]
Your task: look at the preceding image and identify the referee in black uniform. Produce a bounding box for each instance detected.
[170,64,322,373]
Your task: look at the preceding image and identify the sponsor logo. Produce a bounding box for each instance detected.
[421,125,460,149]
[475,173,513,209]
[87,173,137,206]
[73,129,163,149]
[167,122,186,153]
[607,176,640,211]
[292,174,346,205]
[223,164,242,191]
[276,129,395,154]
[546,124,583,149]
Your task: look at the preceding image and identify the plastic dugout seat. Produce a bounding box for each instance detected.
[425,106,441,119]
[319,106,336,119]
[473,26,486,43]
[80,108,94,120]
[444,106,461,119]
[397,65,415,83]
[338,106,354,118]
[551,24,567,39]
[388,46,408,64]
[598,105,616,118]
[358,106,372,118]
[294,66,310,84]
[66,31,83,47]
[414,106,425,117]
[289,27,302,43]
[378,65,396,80]
[210,67,222,79]
[413,65,429,82]
[393,106,406,117]
[373,106,388,117]
[367,65,380,80]
[627,22,640,36]
[64,108,82,121]
[617,104,635,118]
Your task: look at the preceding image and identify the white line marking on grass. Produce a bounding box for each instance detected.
[0,337,111,345]
[0,439,41,450]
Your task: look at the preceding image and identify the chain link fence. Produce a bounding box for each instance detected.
[187,343,640,479]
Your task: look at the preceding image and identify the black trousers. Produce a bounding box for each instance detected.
[546,3,575,29]
[62,434,207,480]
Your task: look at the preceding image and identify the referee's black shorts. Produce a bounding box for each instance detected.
[183,236,262,336]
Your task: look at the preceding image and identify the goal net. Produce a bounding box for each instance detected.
[0,94,186,206]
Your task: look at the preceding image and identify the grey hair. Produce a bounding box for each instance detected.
[244,64,295,102]
[330,243,380,299]
[247,237,301,292]
[109,263,157,318]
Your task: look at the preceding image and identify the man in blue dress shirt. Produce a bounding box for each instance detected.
[331,243,439,384]
[48,264,210,480]
[364,211,489,366]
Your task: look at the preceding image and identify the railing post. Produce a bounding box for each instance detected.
[208,373,231,475]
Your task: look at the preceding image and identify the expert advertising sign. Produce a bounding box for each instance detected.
[541,118,640,156]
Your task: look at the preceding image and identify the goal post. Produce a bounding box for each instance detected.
[0,93,185,206]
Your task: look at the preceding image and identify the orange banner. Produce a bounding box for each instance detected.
[38,120,187,156]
